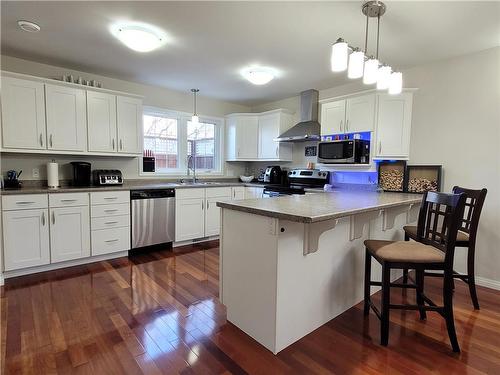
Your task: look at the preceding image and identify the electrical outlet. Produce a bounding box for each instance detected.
[32,168,40,178]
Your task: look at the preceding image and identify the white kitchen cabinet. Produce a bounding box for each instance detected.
[45,84,87,151]
[321,94,375,135]
[1,77,47,150]
[258,111,293,161]
[245,187,264,199]
[87,91,117,152]
[226,114,259,160]
[320,99,345,135]
[231,186,246,200]
[49,205,90,263]
[117,95,142,154]
[175,198,205,241]
[345,94,375,133]
[374,92,413,159]
[205,187,231,237]
[2,208,50,271]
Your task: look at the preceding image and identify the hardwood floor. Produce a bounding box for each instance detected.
[2,240,500,374]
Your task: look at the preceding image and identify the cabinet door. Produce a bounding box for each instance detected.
[3,209,50,271]
[320,100,346,135]
[50,206,90,263]
[117,96,142,154]
[87,91,117,152]
[1,77,46,149]
[205,196,230,236]
[237,116,259,159]
[346,94,375,132]
[45,84,87,151]
[245,187,264,199]
[258,113,280,159]
[231,187,246,200]
[175,198,205,241]
[375,93,413,159]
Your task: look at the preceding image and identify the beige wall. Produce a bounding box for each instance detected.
[0,55,250,180]
[252,47,500,286]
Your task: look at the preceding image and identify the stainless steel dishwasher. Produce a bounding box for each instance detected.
[131,189,175,249]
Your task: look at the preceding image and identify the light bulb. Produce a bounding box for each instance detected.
[331,39,348,72]
[191,115,199,124]
[377,65,392,90]
[388,72,403,95]
[348,50,365,79]
[363,58,379,85]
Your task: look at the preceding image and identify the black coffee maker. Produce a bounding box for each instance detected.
[70,162,91,186]
[264,166,282,184]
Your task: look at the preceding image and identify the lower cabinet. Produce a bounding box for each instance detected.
[2,208,50,271]
[245,187,264,199]
[50,205,90,263]
[231,186,245,200]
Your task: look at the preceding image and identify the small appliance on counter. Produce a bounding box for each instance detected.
[264,166,282,184]
[70,161,91,186]
[92,169,123,186]
[47,160,59,188]
[4,170,22,189]
[142,149,155,173]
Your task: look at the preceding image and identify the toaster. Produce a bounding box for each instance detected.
[92,169,123,185]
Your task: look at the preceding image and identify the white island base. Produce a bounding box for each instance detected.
[219,204,419,354]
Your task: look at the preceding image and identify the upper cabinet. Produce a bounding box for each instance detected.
[0,72,143,156]
[320,94,375,135]
[117,96,142,154]
[45,84,87,152]
[87,91,117,152]
[373,92,413,159]
[1,77,46,150]
[226,109,293,161]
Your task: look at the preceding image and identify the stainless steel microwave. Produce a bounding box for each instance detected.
[317,139,370,164]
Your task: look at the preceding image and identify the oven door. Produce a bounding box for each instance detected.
[317,141,355,164]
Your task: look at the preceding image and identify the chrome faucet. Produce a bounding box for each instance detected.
[187,154,197,183]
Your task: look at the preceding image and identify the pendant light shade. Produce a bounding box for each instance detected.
[191,115,199,124]
[331,38,348,72]
[191,88,199,123]
[388,72,403,95]
[363,58,379,85]
[377,65,392,90]
[348,50,365,79]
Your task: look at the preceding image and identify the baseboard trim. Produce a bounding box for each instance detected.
[475,276,500,291]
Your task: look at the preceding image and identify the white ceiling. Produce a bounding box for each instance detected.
[2,1,499,106]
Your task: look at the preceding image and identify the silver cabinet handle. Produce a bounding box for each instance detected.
[202,200,204,210]
[41,212,45,226]
[15,201,36,205]
[112,139,115,150]
[104,221,118,225]
[105,239,119,243]
[207,201,210,209]
[275,146,278,157]
[52,211,55,225]
[104,197,118,200]
[49,134,53,147]
[120,139,123,150]
[237,148,240,157]
[40,133,43,147]
[104,209,118,213]
[61,199,77,202]
[233,190,235,198]
[378,141,382,154]
[346,119,349,133]
[340,120,343,133]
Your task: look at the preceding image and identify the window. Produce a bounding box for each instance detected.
[142,107,223,175]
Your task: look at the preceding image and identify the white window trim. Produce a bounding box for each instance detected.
[140,106,225,177]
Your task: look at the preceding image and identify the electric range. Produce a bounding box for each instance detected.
[263,169,329,197]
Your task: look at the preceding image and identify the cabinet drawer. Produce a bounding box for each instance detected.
[92,215,130,230]
[176,188,205,200]
[91,190,129,205]
[91,203,130,218]
[49,192,89,207]
[91,226,130,256]
[2,194,48,210]
[205,187,231,198]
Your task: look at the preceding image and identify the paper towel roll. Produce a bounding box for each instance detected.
[47,162,59,188]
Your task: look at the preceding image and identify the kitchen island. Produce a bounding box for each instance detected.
[217,191,422,354]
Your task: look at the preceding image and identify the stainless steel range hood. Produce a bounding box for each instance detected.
[275,89,321,142]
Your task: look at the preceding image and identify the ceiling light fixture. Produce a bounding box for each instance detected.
[110,22,166,52]
[191,89,200,124]
[330,1,402,95]
[242,67,275,85]
[17,20,41,33]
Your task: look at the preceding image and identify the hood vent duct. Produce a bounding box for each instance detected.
[275,89,321,142]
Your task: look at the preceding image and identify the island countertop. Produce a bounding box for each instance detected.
[217,191,422,223]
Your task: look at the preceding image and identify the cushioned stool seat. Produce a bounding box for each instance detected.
[364,240,445,263]
[403,225,469,244]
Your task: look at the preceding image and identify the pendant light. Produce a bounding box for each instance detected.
[377,64,392,90]
[388,72,402,95]
[191,88,199,123]
[348,48,364,79]
[331,38,349,72]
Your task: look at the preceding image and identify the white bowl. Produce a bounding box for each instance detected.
[239,175,254,183]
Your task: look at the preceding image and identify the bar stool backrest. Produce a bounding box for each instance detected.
[452,186,487,244]
[416,192,467,266]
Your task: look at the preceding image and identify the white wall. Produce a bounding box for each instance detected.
[251,47,500,286]
[0,55,250,180]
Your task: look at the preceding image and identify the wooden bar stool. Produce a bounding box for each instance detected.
[402,186,487,309]
[364,191,467,352]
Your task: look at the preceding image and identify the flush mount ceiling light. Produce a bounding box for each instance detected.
[330,1,402,95]
[17,20,41,33]
[241,67,275,85]
[110,22,166,52]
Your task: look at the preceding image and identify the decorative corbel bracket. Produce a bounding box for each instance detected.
[303,219,338,255]
[350,210,383,241]
[407,203,420,223]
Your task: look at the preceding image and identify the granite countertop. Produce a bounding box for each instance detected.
[0,180,269,195]
[216,191,422,223]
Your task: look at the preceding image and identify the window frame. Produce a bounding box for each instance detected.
[140,106,224,176]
